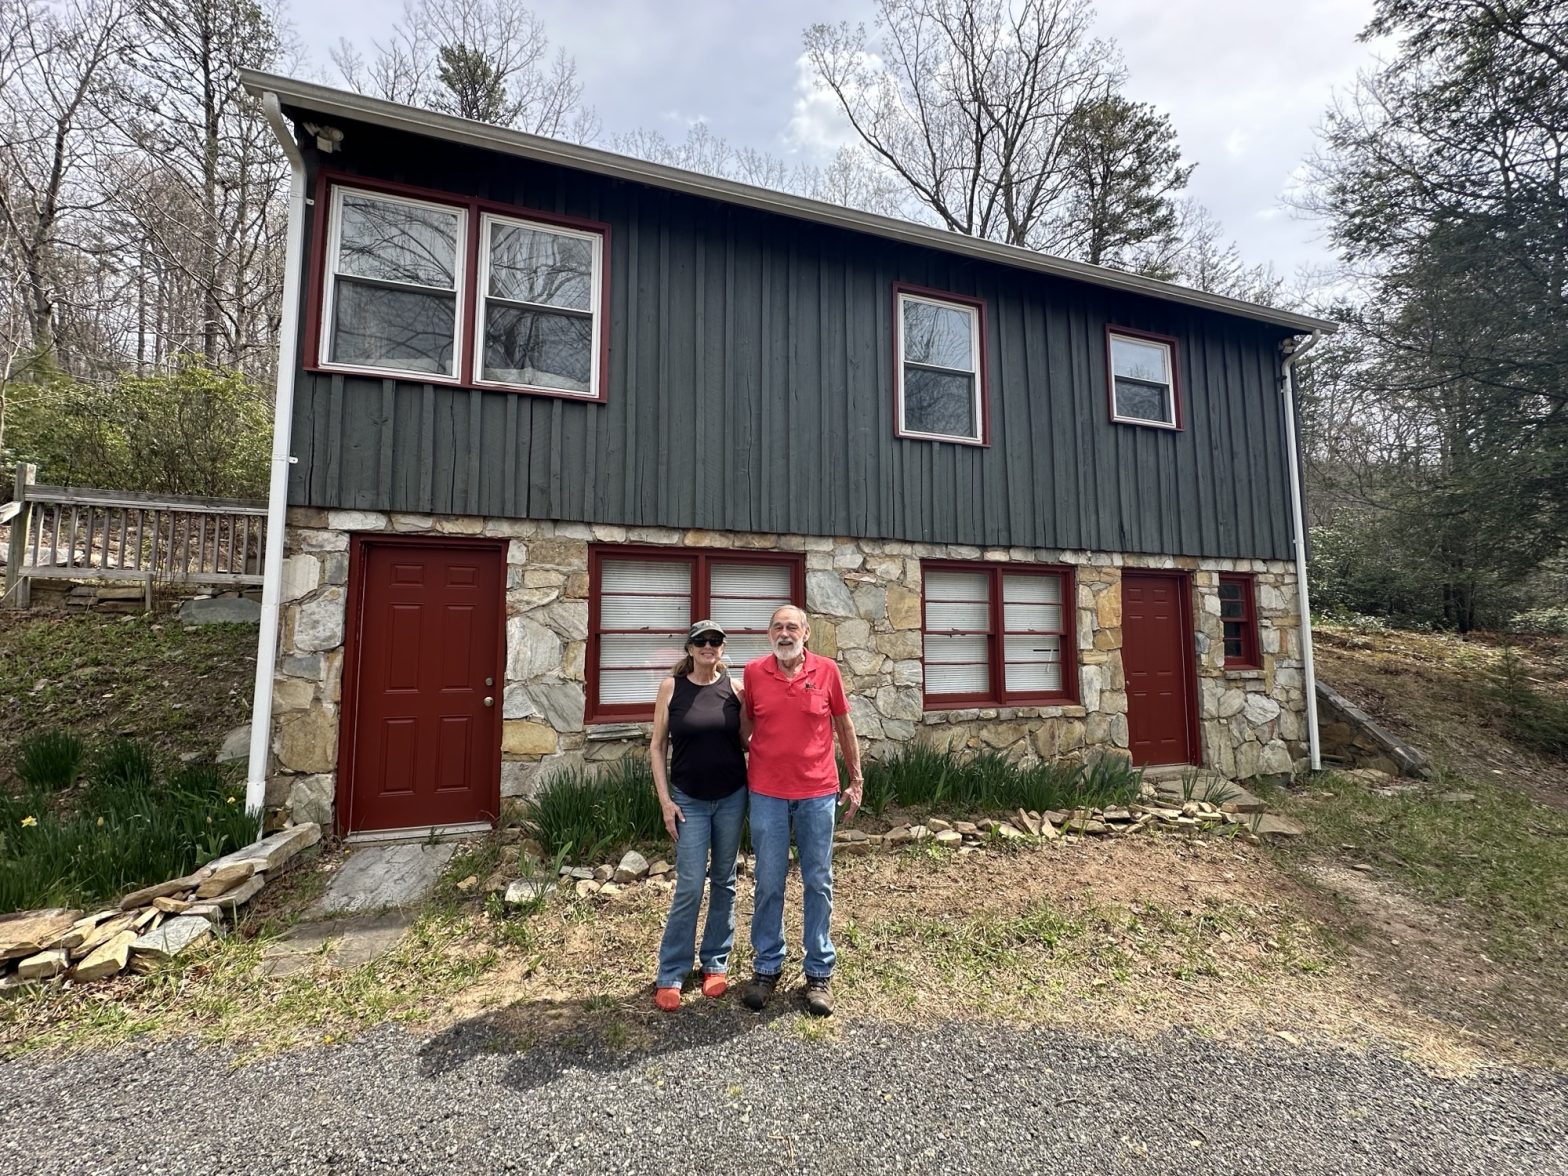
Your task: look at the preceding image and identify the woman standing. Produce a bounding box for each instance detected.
[650,619,748,1011]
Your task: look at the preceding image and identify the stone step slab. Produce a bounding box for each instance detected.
[204,823,322,875]
[72,930,139,981]
[0,909,84,960]
[16,949,69,980]
[120,875,201,911]
[194,861,255,898]
[71,913,140,960]
[207,874,265,916]
[130,915,214,963]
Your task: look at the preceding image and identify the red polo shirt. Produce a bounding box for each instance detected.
[743,650,850,800]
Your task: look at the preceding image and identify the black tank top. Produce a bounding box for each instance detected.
[668,674,746,801]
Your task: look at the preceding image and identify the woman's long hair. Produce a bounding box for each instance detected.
[672,644,727,680]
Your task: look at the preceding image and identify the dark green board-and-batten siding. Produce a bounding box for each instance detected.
[287,122,1300,561]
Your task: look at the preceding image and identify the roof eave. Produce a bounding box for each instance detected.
[240,69,1338,337]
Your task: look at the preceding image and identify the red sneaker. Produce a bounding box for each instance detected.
[701,972,728,998]
[654,986,681,1011]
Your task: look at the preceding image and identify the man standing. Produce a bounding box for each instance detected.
[740,604,862,1017]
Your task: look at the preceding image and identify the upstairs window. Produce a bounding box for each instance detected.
[477,214,602,396]
[315,180,607,401]
[324,189,465,379]
[1219,573,1261,669]
[1108,328,1180,429]
[895,288,986,445]
[922,563,1074,706]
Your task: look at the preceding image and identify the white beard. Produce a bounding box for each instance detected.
[773,638,804,662]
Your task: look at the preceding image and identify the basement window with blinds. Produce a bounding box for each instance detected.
[587,549,804,720]
[922,563,1076,707]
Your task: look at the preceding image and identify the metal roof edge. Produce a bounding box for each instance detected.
[240,69,1338,336]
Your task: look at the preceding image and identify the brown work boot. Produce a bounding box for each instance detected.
[740,971,779,1011]
[803,975,834,1017]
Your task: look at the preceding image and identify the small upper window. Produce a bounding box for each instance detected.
[476,214,602,397]
[1218,573,1260,668]
[1108,329,1179,428]
[896,289,985,444]
[323,188,466,379]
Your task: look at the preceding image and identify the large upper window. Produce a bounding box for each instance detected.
[589,548,804,720]
[922,563,1075,706]
[324,189,466,378]
[895,288,986,444]
[1108,328,1180,428]
[316,181,607,401]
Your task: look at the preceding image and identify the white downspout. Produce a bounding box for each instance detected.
[245,92,306,817]
[1281,330,1323,771]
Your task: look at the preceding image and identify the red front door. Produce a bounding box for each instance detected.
[342,538,504,833]
[1122,571,1197,766]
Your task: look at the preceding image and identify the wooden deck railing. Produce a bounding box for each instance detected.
[2,464,268,609]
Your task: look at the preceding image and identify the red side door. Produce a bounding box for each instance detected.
[1121,571,1198,766]
[342,538,504,833]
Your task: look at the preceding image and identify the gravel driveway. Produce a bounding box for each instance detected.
[3,1010,1564,1175]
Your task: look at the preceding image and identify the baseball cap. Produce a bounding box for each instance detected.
[686,619,726,642]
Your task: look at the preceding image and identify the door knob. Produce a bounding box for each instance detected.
[483,696,494,707]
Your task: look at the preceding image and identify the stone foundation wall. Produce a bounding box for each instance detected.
[267,509,1308,826]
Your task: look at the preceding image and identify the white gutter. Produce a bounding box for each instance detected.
[1281,330,1323,771]
[245,92,306,817]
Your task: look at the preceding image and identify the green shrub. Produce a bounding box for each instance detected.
[525,757,665,860]
[15,730,83,791]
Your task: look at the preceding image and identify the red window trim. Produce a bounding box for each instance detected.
[305,169,612,404]
[1105,324,1183,431]
[1218,572,1261,669]
[892,282,991,448]
[920,559,1077,709]
[585,544,806,723]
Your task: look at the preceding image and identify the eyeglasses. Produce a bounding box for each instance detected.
[689,635,724,647]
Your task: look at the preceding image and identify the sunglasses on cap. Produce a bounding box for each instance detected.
[689,634,724,647]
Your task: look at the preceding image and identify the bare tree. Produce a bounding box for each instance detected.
[0,0,129,375]
[113,0,292,378]
[333,0,598,139]
[803,0,1125,253]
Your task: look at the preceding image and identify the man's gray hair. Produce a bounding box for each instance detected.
[770,604,809,626]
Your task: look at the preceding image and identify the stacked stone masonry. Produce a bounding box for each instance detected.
[269,509,1308,824]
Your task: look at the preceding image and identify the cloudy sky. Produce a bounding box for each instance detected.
[286,0,1389,279]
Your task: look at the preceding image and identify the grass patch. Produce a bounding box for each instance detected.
[1268,772,1568,964]
[0,612,256,769]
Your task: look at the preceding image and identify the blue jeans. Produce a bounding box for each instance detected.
[655,787,746,988]
[748,791,837,979]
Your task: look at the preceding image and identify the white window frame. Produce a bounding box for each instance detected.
[895,290,985,445]
[1108,330,1179,429]
[473,212,604,399]
[319,185,467,383]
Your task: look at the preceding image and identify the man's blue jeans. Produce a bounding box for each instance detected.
[655,787,746,988]
[748,790,837,979]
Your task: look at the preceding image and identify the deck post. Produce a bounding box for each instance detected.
[4,464,35,608]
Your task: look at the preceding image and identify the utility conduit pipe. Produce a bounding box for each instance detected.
[245,93,306,817]
[1281,329,1323,771]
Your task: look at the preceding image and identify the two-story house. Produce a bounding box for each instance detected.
[239,70,1334,837]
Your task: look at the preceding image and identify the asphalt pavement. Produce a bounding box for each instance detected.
[3,1010,1564,1175]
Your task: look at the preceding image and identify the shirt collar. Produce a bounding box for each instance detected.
[761,649,817,681]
